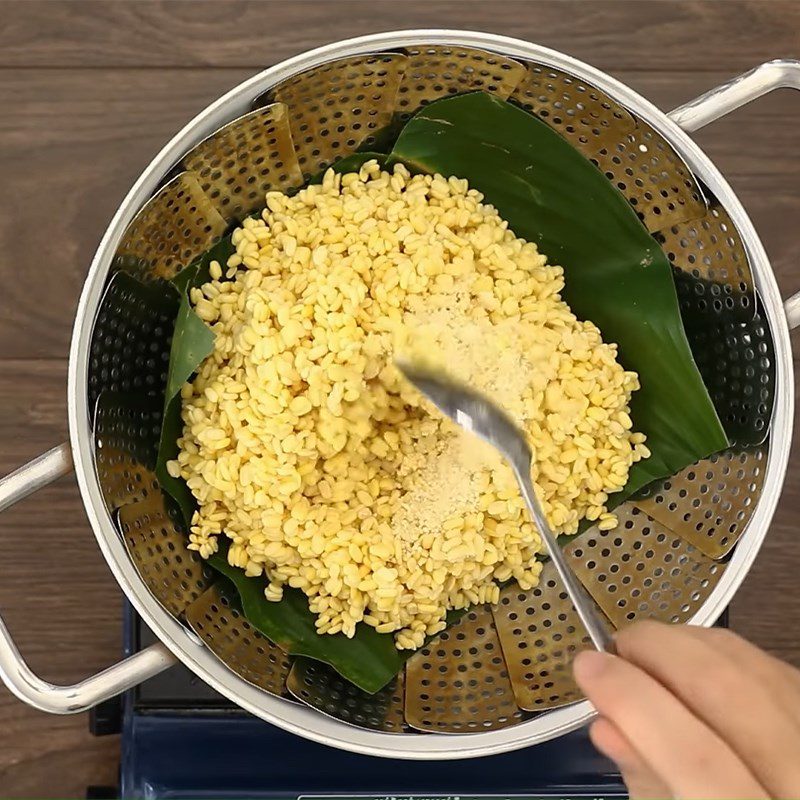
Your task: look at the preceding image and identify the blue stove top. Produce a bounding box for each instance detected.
[121,711,624,800]
[87,603,625,800]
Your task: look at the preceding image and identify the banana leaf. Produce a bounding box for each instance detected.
[155,238,234,524]
[388,92,728,497]
[154,94,728,692]
[208,546,406,694]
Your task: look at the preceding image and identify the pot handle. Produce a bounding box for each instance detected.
[0,445,175,713]
[669,59,800,330]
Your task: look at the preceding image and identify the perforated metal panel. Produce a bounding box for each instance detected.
[266,54,407,181]
[404,607,526,732]
[686,302,775,446]
[591,120,706,233]
[396,45,526,123]
[117,493,213,618]
[88,273,177,414]
[186,582,292,697]
[115,172,228,282]
[286,658,409,732]
[511,64,636,156]
[492,561,612,711]
[635,443,768,560]
[660,201,755,325]
[93,391,163,513]
[183,104,303,223]
[565,505,725,629]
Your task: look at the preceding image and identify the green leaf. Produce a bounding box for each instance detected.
[208,543,465,692]
[155,308,213,522]
[155,268,218,525]
[389,92,728,498]
[173,236,237,295]
[359,122,403,154]
[156,236,237,525]
[155,397,195,524]
[165,278,215,401]
[207,548,406,694]
[155,94,729,691]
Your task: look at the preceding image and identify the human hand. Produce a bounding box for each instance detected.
[573,620,800,799]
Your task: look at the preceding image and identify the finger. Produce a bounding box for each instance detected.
[590,717,672,800]
[616,621,800,798]
[574,649,768,799]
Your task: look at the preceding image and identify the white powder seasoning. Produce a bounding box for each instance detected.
[392,427,497,554]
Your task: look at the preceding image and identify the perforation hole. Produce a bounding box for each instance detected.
[286,657,408,732]
[635,444,768,559]
[683,306,775,447]
[115,173,227,281]
[566,505,725,627]
[88,274,177,413]
[118,496,214,617]
[186,584,291,696]
[492,561,606,710]
[405,608,524,731]
[396,46,526,124]
[591,122,705,232]
[184,105,303,222]
[511,64,636,158]
[267,54,406,180]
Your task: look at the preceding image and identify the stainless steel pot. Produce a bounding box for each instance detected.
[1,31,798,760]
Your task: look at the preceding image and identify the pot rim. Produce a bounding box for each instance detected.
[67,29,793,759]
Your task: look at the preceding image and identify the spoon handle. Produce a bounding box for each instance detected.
[513,463,616,654]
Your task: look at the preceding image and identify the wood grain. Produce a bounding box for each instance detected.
[0,1,798,797]
[0,0,797,71]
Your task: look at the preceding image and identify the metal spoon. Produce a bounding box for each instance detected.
[397,360,614,653]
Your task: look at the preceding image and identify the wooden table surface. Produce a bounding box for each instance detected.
[0,1,798,796]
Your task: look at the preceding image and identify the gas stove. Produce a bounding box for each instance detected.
[91,602,700,799]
